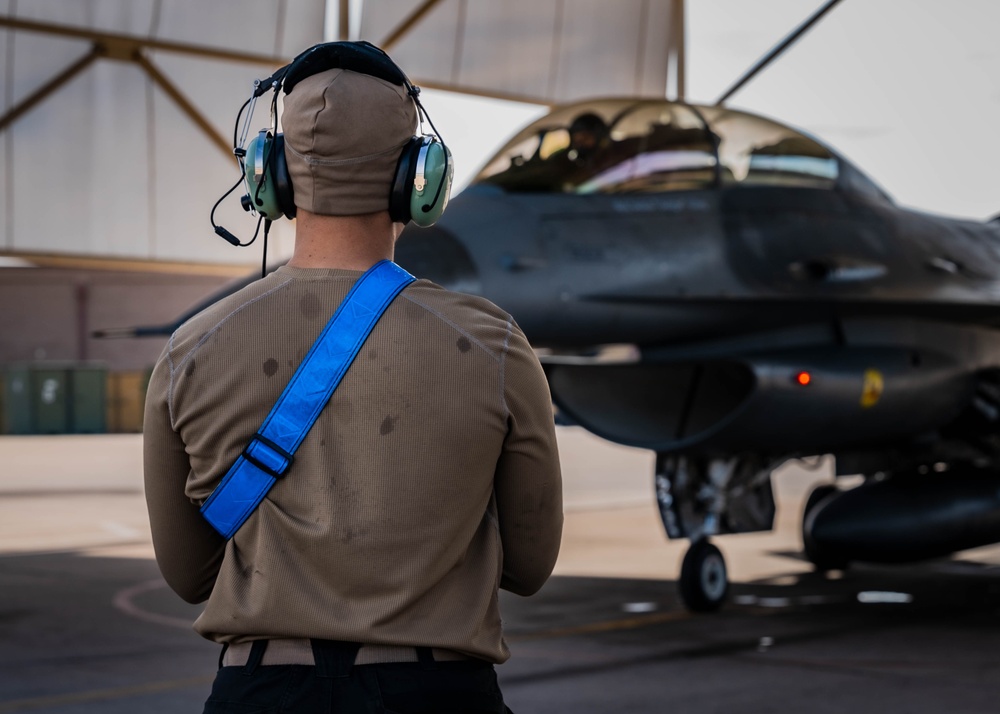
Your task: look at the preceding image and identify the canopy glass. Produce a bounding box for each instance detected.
[475,99,885,199]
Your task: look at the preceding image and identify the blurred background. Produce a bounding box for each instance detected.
[1,0,998,435]
[3,4,1000,712]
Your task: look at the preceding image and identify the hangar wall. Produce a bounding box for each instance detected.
[0,264,237,432]
[0,1,324,431]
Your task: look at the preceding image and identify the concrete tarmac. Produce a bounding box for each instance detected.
[1,431,999,712]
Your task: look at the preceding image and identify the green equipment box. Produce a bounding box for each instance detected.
[2,364,107,435]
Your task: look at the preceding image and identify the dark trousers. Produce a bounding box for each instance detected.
[203,639,512,714]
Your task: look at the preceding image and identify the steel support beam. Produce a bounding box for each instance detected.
[0,16,242,156]
[0,16,288,67]
[380,0,445,52]
[0,46,101,132]
[133,52,231,159]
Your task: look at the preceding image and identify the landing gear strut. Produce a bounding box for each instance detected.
[655,452,778,613]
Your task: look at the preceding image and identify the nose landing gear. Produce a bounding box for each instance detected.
[655,452,778,613]
[678,538,728,612]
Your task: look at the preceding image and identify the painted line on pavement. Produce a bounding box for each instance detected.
[112,579,195,629]
[508,609,690,642]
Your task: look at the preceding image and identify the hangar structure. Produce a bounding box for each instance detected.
[0,0,682,431]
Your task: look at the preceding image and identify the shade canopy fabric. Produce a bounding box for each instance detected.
[360,0,682,105]
[0,0,324,263]
[0,0,679,263]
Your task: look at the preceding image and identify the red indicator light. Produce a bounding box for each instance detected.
[796,371,812,386]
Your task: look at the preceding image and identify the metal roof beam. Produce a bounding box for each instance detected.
[0,16,250,157]
[133,53,231,159]
[0,15,289,67]
[379,0,445,52]
[0,45,101,132]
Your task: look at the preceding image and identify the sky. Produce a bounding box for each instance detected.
[356,0,1000,222]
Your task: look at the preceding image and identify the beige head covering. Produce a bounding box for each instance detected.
[281,68,417,216]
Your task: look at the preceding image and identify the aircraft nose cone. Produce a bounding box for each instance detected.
[395,224,480,294]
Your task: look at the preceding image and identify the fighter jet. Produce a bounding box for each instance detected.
[389,95,1000,611]
[130,91,1000,613]
[96,1,1000,612]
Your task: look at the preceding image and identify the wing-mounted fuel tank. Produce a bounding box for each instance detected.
[544,345,973,455]
[805,469,1000,564]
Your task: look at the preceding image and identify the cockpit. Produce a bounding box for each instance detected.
[474,99,888,201]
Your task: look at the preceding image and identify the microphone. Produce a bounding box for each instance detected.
[214,226,242,246]
[211,175,252,246]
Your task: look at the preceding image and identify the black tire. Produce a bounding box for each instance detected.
[803,484,838,520]
[678,539,728,612]
[801,484,849,571]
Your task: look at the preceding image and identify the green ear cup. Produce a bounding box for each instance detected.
[409,141,454,228]
[244,133,284,220]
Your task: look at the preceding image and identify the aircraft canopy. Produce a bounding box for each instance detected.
[476,99,888,200]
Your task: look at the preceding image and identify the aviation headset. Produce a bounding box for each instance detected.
[211,41,453,255]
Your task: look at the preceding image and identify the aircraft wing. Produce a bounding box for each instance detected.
[359,0,684,104]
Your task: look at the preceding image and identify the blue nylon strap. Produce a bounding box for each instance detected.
[200,260,415,539]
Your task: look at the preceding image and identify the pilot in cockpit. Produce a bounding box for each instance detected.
[481,111,614,192]
[565,112,610,165]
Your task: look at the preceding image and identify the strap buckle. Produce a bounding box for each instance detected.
[243,433,294,479]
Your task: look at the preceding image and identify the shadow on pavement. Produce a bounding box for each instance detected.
[2,550,1000,713]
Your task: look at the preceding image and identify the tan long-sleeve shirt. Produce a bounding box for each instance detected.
[143,266,563,663]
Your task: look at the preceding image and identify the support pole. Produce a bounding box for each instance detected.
[339,0,350,41]
[674,0,686,102]
[714,0,843,106]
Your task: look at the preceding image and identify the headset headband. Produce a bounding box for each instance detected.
[259,41,410,99]
[214,39,450,256]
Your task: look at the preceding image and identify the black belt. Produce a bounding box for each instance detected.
[222,638,474,674]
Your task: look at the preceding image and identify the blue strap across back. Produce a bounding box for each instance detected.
[201,260,416,539]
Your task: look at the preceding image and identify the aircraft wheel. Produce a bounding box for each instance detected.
[802,484,849,572]
[803,483,838,519]
[678,539,728,612]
